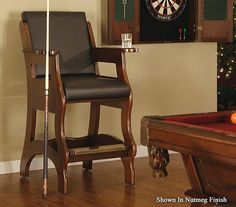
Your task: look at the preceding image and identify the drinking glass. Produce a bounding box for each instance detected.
[121,33,132,48]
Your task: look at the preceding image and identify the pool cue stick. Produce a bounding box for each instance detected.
[43,0,50,198]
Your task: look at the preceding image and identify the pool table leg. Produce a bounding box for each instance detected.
[181,153,204,195]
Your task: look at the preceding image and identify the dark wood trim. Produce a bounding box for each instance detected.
[197,0,233,42]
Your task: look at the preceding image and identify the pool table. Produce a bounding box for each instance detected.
[141,112,236,205]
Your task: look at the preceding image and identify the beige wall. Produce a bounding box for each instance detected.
[0,1,217,162]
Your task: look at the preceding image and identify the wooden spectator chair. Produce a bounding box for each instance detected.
[19,11,137,194]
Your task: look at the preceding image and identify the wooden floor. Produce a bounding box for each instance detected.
[0,154,191,207]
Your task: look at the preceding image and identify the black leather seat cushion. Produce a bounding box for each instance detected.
[62,75,131,101]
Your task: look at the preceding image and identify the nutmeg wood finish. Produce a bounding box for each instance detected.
[19,12,138,194]
[141,112,236,206]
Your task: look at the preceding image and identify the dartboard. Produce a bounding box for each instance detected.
[145,0,187,22]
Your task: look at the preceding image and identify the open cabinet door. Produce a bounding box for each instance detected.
[197,0,233,42]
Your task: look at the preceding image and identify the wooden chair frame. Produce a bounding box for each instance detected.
[19,19,137,194]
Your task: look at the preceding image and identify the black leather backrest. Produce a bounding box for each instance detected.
[22,11,95,76]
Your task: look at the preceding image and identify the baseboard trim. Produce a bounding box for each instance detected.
[0,146,176,175]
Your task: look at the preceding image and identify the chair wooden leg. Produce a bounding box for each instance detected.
[20,155,35,178]
[56,163,68,194]
[83,160,93,170]
[54,102,69,194]
[83,103,101,170]
[121,157,135,185]
[20,107,37,177]
[121,98,136,185]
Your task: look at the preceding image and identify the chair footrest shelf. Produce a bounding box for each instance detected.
[49,134,128,156]
[69,143,126,155]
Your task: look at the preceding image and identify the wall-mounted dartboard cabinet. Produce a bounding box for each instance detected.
[101,0,233,44]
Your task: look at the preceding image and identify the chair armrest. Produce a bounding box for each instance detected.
[23,49,59,65]
[23,49,59,55]
[24,48,65,99]
[92,47,138,83]
[92,47,139,64]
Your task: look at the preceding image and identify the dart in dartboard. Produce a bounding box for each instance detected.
[183,28,187,40]
[178,27,182,40]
